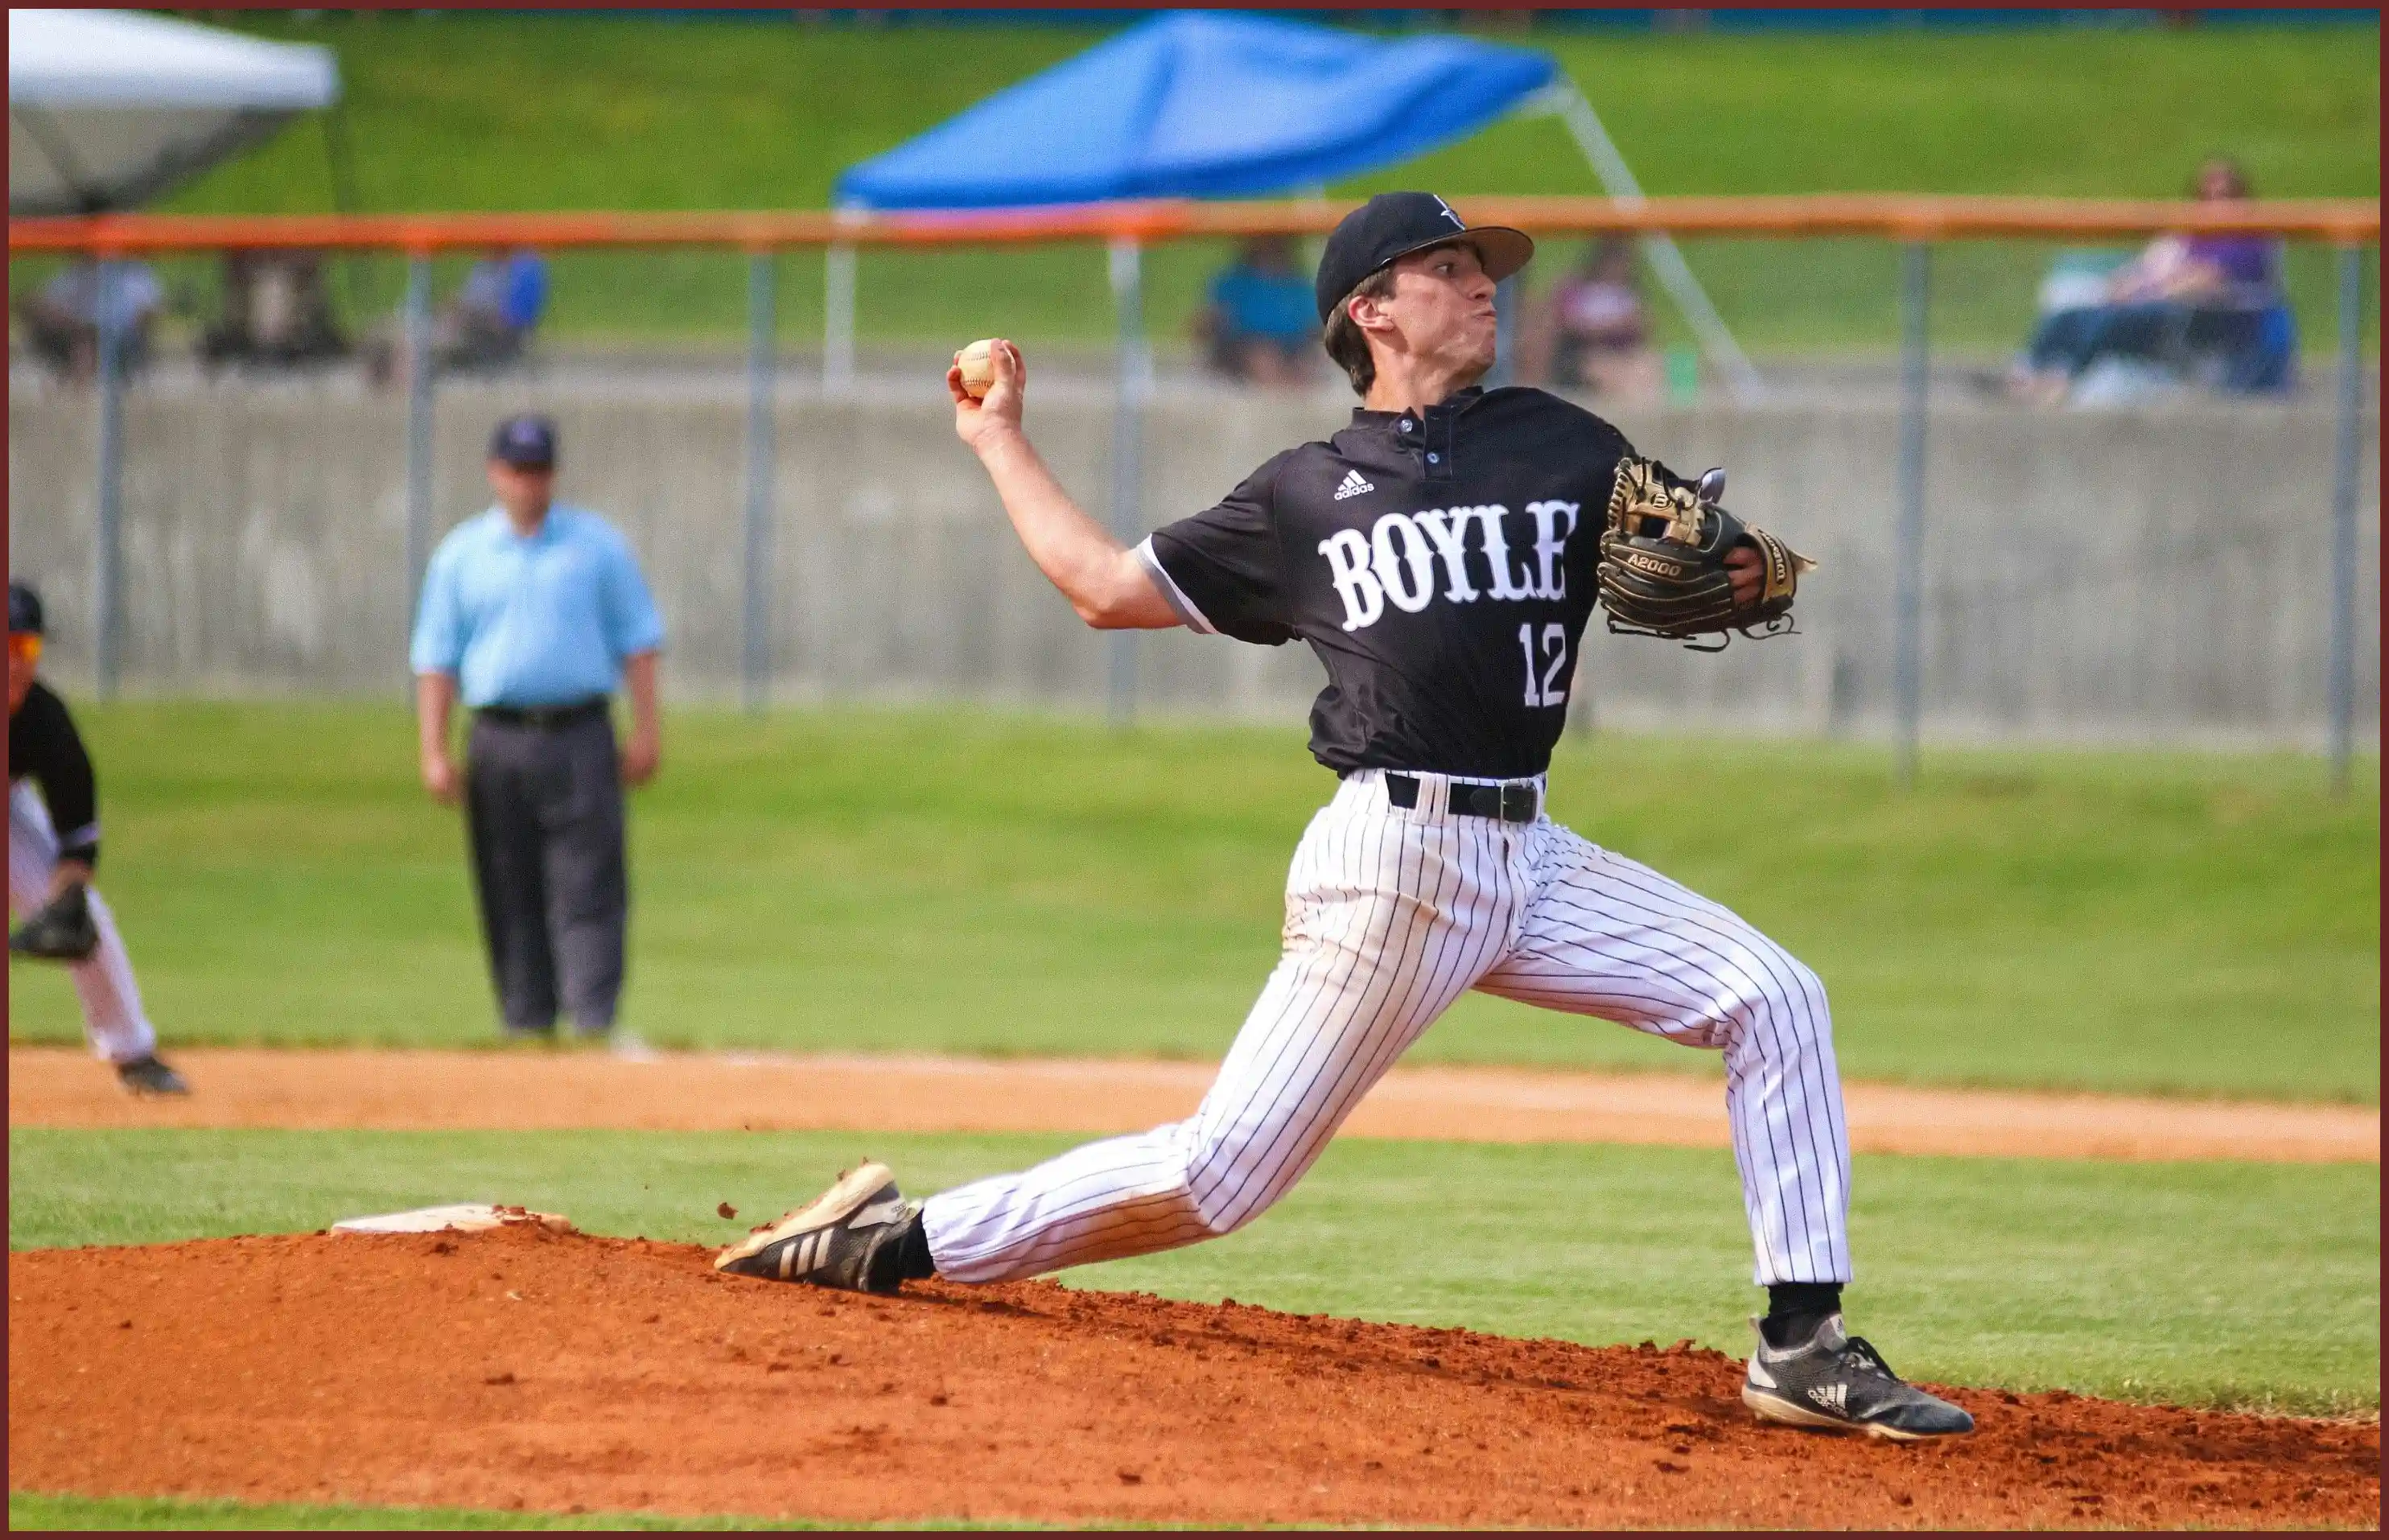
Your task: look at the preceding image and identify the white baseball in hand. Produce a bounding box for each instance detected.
[954,339,1002,401]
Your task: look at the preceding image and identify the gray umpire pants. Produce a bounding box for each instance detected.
[463,707,627,1036]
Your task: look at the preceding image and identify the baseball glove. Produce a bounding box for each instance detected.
[1597,458,1815,649]
[11,882,99,962]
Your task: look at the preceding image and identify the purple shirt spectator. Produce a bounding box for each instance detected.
[2186,234,2280,306]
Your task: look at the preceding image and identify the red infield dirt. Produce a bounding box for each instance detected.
[10,1225,2378,1529]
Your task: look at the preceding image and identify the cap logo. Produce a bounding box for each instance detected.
[1431,195,1465,231]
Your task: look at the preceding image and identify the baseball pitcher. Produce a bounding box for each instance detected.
[719,194,1971,1441]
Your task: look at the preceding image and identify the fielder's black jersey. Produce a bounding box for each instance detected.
[1139,385,1682,780]
[7,681,101,866]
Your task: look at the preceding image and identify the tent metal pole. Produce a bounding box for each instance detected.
[1106,235,1146,727]
[320,105,360,214]
[743,251,778,714]
[402,256,435,664]
[2325,242,2366,796]
[1536,85,1764,404]
[93,261,128,699]
[1893,241,1930,792]
[825,206,862,393]
[318,106,365,320]
[824,244,855,392]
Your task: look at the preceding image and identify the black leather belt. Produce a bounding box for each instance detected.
[476,698,608,731]
[1382,773,1541,824]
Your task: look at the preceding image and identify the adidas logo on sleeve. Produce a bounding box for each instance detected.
[1332,469,1375,501]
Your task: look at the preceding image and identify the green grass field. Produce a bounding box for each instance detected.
[23,14,2372,356]
[6,704,2377,1102]
[10,1126,2378,1416]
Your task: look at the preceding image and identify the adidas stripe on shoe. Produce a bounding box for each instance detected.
[1742,1314,1975,1441]
[714,1162,921,1294]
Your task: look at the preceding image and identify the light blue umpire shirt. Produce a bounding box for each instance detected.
[409,504,666,708]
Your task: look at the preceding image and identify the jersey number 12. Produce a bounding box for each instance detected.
[1518,623,1569,709]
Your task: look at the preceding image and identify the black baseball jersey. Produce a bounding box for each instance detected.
[8,681,101,866]
[1139,385,1683,780]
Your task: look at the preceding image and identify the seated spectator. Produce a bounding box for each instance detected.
[13,258,163,385]
[1192,236,1316,387]
[435,248,550,373]
[2009,157,2293,404]
[1521,239,1660,401]
[365,248,550,389]
[199,249,349,373]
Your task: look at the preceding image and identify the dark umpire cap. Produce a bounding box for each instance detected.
[9,581,43,636]
[1314,191,1535,324]
[489,414,558,468]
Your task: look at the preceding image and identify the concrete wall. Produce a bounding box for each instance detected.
[9,377,2379,749]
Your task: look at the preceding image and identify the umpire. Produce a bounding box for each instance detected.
[410,414,666,1044]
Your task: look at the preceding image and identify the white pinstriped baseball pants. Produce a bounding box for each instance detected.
[8,780,157,1065]
[921,768,1851,1289]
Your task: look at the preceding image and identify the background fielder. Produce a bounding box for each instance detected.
[718,193,1973,1441]
[8,581,187,1097]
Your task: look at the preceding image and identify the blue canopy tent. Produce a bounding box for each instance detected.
[835,11,1557,209]
[824,11,1758,399]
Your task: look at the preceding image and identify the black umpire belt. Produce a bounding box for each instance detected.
[1382,773,1540,824]
[476,698,610,731]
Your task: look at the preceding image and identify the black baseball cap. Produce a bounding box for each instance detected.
[1314,191,1535,325]
[9,580,43,637]
[489,414,558,468]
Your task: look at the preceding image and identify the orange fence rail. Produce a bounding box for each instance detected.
[8,195,2379,256]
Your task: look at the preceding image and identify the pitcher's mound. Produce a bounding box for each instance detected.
[10,1225,2375,1529]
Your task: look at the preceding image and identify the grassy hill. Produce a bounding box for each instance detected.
[46,16,2389,353]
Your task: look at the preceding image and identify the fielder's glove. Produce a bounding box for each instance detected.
[1597,458,1815,650]
[11,882,100,962]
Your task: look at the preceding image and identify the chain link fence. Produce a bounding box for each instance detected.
[8,198,2379,776]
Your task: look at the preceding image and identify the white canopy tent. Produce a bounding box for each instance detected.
[9,9,339,215]
[11,10,341,696]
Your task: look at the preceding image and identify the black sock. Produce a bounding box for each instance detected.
[1761,1282,1843,1349]
[894,1211,937,1280]
[897,1211,937,1280]
[863,1211,936,1293]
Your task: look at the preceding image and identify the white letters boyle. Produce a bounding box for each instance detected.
[1320,502,1578,632]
